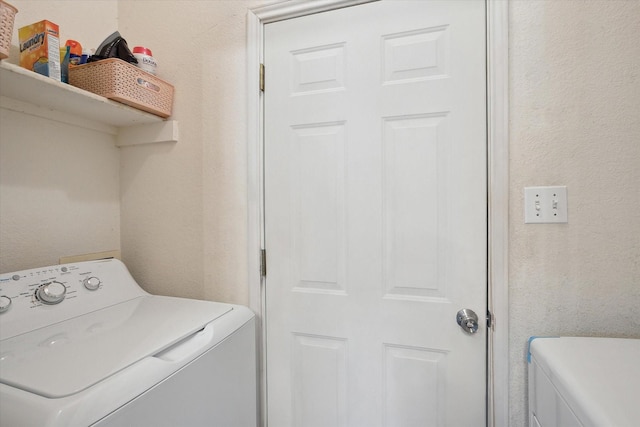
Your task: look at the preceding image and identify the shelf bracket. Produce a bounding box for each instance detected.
[116,120,179,147]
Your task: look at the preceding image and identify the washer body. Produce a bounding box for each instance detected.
[528,336,640,427]
[0,259,257,427]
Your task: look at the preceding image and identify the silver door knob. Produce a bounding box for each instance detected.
[456,309,479,334]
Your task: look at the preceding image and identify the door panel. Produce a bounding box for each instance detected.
[264,1,487,425]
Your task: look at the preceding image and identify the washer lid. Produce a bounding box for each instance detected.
[530,336,640,427]
[0,295,233,398]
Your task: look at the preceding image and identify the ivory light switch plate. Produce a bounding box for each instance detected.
[524,186,568,223]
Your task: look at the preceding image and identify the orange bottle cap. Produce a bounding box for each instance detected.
[65,39,82,56]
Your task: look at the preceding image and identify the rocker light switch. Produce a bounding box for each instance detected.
[524,186,568,224]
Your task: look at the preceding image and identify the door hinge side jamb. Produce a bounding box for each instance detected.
[487,310,493,329]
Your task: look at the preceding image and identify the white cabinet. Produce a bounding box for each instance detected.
[0,61,178,146]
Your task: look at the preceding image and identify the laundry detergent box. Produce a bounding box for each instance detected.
[18,20,61,81]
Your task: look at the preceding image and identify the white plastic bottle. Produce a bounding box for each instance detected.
[132,46,157,75]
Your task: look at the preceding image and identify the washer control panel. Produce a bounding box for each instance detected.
[0,259,146,340]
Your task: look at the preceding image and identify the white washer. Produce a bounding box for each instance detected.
[0,259,257,427]
[528,336,640,427]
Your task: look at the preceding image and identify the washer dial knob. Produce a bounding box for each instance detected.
[0,296,11,313]
[83,276,101,291]
[36,281,67,305]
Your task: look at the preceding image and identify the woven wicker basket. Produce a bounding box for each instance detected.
[69,58,174,118]
[0,0,17,60]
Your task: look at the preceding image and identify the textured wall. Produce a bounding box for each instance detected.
[0,110,120,271]
[117,0,266,301]
[509,1,640,425]
[5,0,118,57]
[0,1,120,272]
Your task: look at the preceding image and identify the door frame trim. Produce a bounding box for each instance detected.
[246,1,509,425]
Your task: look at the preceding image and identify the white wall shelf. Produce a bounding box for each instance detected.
[0,61,178,145]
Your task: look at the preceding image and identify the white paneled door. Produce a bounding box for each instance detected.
[264,1,487,426]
